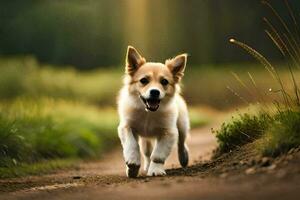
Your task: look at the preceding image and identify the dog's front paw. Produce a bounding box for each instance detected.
[147,162,166,176]
[124,150,141,178]
[126,163,140,178]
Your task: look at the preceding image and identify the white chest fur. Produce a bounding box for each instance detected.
[126,108,178,137]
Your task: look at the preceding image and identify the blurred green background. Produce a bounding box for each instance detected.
[1,0,299,69]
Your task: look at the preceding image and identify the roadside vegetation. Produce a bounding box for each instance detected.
[214,0,300,157]
[2,56,300,109]
[0,98,118,177]
[0,59,209,178]
[1,1,299,178]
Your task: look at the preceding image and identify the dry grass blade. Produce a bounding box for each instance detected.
[229,39,276,78]
[283,34,300,66]
[231,71,264,107]
[262,0,300,52]
[284,0,300,46]
[231,72,251,92]
[287,64,300,106]
[229,38,290,108]
[264,18,299,65]
[247,72,272,114]
[226,85,250,105]
[265,30,285,56]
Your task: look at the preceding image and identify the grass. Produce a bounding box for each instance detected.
[0,159,77,179]
[259,110,300,156]
[0,56,211,178]
[2,56,300,109]
[0,98,119,168]
[0,56,121,105]
[0,97,208,178]
[214,112,271,154]
[0,55,298,177]
[215,1,300,157]
[215,109,300,157]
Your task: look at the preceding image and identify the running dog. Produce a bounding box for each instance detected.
[117,46,190,178]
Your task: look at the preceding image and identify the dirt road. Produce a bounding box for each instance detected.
[1,119,300,200]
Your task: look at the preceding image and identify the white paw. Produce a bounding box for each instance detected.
[147,162,166,176]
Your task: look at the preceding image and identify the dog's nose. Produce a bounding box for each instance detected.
[150,89,160,98]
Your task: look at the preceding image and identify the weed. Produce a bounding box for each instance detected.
[214,113,271,154]
[260,110,300,156]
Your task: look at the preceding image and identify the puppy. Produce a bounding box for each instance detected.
[117,46,190,178]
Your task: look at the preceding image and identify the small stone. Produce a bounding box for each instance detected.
[267,164,277,171]
[220,173,228,178]
[245,167,256,175]
[288,148,295,154]
[239,160,246,165]
[261,157,271,167]
[72,176,82,179]
[255,155,262,163]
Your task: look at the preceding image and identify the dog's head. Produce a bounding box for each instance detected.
[124,46,187,112]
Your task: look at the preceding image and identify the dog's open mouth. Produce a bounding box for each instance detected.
[140,96,160,112]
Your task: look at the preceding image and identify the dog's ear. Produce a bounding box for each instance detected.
[166,54,187,82]
[126,46,146,75]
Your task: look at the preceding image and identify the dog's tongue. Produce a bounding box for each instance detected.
[146,99,160,111]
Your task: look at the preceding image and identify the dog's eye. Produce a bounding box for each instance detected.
[140,78,149,85]
[160,79,169,86]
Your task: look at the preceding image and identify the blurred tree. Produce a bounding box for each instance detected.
[0,0,299,69]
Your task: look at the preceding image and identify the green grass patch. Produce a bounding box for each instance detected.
[259,110,300,156]
[0,159,77,179]
[0,98,119,168]
[2,56,299,109]
[0,56,122,105]
[214,113,271,154]
[214,109,300,157]
[0,98,208,178]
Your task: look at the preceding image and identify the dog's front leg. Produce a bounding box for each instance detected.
[118,125,141,178]
[147,131,177,176]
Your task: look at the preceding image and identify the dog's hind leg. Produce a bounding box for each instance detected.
[177,108,190,168]
[140,138,152,172]
[178,129,189,167]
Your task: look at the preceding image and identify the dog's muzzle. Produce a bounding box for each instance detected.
[140,96,160,112]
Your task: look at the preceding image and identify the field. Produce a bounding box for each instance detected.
[0,57,211,177]
[1,56,299,178]
[2,56,299,107]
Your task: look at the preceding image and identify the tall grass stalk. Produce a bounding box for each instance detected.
[216,1,300,156]
[229,38,291,109]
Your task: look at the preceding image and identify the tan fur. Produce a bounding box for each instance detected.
[117,46,190,177]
